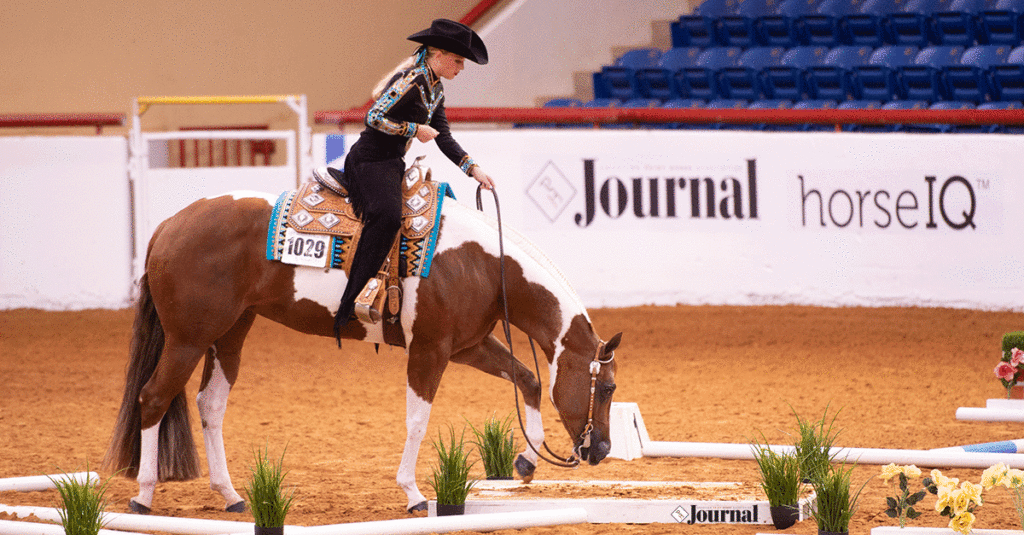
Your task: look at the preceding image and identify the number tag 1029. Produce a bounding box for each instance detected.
[281,227,330,268]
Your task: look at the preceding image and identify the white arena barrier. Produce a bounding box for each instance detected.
[609,402,1024,469]
[246,508,589,535]
[0,472,98,492]
[872,527,1024,534]
[0,504,276,535]
[957,398,1024,423]
[0,519,145,535]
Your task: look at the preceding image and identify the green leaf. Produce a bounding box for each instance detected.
[886,496,898,508]
[907,508,921,519]
[906,490,926,505]
[885,508,898,518]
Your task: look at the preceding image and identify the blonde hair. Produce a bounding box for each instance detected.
[371,46,442,100]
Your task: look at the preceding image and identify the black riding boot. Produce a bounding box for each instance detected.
[333,158,403,340]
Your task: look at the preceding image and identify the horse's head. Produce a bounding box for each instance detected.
[551,330,622,465]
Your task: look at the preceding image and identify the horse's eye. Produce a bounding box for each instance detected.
[601,384,616,398]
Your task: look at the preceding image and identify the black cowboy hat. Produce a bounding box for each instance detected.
[407,19,489,65]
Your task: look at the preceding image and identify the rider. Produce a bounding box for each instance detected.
[313,19,496,338]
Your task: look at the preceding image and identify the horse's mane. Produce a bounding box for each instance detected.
[447,201,591,322]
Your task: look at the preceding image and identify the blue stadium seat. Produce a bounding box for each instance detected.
[942,44,1012,101]
[795,0,863,46]
[696,0,742,16]
[988,44,1024,100]
[851,45,920,99]
[583,98,621,107]
[837,99,884,129]
[897,45,965,100]
[855,98,929,130]
[883,0,949,46]
[596,48,663,101]
[955,99,1021,131]
[637,47,703,100]
[840,0,905,46]
[902,100,976,131]
[747,98,796,129]
[929,0,982,46]
[806,45,875,99]
[976,3,1023,45]
[777,98,840,129]
[717,0,780,47]
[672,15,722,47]
[703,98,751,128]
[717,46,787,99]
[756,0,823,46]
[761,45,831,98]
[675,46,744,100]
[543,98,583,107]
[658,98,706,129]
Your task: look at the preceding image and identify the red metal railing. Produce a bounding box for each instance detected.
[176,125,275,167]
[0,113,125,134]
[315,106,1024,128]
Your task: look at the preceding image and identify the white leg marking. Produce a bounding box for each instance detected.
[397,385,431,510]
[196,359,243,509]
[134,423,160,508]
[520,404,545,466]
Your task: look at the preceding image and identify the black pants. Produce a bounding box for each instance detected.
[335,153,404,335]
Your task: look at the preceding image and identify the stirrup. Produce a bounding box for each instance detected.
[312,166,349,196]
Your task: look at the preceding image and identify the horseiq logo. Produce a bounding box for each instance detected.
[526,159,761,227]
[671,503,760,524]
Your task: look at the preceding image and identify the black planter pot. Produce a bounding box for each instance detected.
[254,526,284,535]
[769,504,799,529]
[436,503,466,516]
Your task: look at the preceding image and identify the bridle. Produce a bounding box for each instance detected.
[476,186,612,469]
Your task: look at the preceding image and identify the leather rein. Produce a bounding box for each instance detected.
[475,186,611,469]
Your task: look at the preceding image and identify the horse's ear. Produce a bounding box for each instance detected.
[604,332,623,355]
[425,167,432,182]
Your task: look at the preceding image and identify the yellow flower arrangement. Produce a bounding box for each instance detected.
[881,464,927,528]
[926,469,983,535]
[980,463,1024,530]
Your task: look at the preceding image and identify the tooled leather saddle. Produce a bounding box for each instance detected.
[266,156,454,347]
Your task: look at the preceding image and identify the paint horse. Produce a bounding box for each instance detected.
[103,182,622,514]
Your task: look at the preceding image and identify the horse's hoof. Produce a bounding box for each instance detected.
[515,455,536,483]
[128,499,151,515]
[226,501,246,513]
[407,501,428,514]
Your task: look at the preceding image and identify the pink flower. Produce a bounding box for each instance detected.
[996,361,1018,381]
[1012,348,1024,367]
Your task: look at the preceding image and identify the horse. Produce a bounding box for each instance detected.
[102,183,622,514]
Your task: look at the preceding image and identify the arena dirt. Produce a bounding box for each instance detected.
[2,305,1023,534]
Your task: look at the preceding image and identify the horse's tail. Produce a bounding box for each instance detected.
[103,273,201,481]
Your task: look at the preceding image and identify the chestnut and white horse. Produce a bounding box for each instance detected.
[103,189,621,514]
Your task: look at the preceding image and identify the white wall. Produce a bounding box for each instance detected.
[0,137,131,309]
[5,130,1024,312]
[444,0,685,106]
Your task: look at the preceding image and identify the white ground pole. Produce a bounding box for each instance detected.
[957,398,1024,423]
[0,519,146,535]
[239,508,590,535]
[608,402,1024,468]
[0,504,288,535]
[0,472,98,492]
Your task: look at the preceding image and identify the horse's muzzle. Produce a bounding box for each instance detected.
[578,430,610,465]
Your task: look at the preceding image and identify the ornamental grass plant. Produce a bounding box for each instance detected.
[793,404,842,485]
[751,441,802,508]
[243,446,294,528]
[49,469,113,535]
[428,425,477,506]
[811,462,869,534]
[469,413,517,479]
